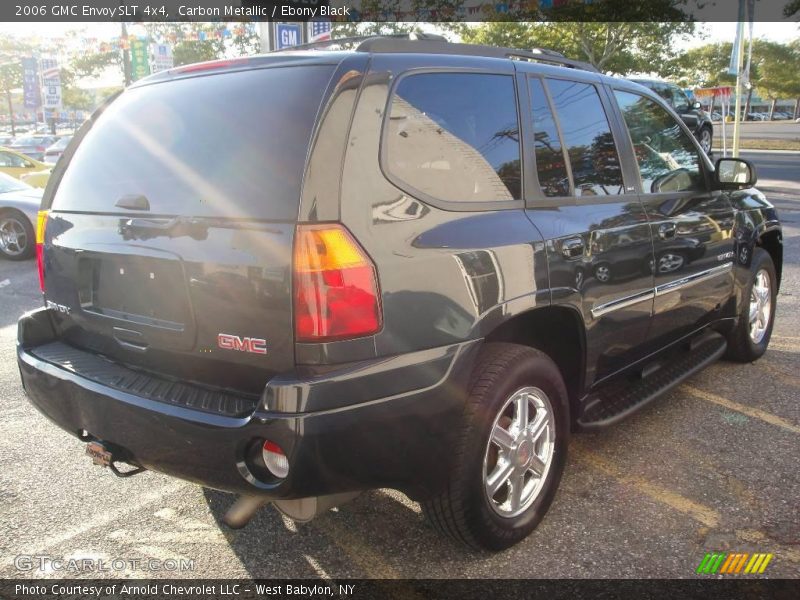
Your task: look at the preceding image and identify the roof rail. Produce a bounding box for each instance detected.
[355,38,598,73]
[274,32,448,53]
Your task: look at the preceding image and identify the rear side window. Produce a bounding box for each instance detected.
[546,79,624,197]
[51,66,334,219]
[384,72,521,204]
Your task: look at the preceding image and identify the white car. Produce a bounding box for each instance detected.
[43,135,73,164]
[0,171,43,260]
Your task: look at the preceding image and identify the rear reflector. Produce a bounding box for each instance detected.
[293,224,381,342]
[262,441,289,479]
[35,210,48,292]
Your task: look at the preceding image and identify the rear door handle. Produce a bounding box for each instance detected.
[561,237,585,259]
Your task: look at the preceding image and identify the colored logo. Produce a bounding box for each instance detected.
[696,552,773,575]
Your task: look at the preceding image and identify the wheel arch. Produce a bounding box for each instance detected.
[757,228,782,292]
[481,305,586,424]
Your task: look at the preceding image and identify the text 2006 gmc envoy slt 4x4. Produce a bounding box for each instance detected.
[18,37,782,550]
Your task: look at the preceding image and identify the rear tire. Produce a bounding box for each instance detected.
[698,126,713,154]
[422,343,569,551]
[725,248,777,362]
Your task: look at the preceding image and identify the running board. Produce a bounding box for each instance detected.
[576,331,727,431]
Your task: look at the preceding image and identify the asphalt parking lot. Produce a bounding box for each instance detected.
[0,154,798,579]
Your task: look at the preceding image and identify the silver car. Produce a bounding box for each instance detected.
[0,171,43,260]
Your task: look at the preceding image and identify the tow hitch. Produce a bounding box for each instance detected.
[85,440,146,478]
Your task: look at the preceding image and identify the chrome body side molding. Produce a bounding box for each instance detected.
[591,290,655,319]
[654,262,733,297]
[591,262,733,319]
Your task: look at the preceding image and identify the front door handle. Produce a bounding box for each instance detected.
[658,223,677,239]
[561,237,585,259]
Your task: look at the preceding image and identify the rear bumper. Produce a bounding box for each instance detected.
[18,308,479,500]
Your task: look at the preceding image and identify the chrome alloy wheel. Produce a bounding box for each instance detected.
[749,268,772,344]
[0,217,28,257]
[483,386,555,518]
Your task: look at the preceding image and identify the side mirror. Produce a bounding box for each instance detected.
[715,158,757,190]
[692,101,702,110]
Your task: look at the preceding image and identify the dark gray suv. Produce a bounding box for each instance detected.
[18,37,781,550]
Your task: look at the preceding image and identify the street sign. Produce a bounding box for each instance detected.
[21,57,40,109]
[39,58,62,110]
[150,44,174,74]
[275,23,302,50]
[130,39,151,82]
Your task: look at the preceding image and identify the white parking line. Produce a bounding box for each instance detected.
[0,482,185,572]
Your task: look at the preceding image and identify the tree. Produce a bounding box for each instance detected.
[669,40,800,119]
[0,35,33,135]
[665,42,737,88]
[143,23,259,67]
[751,40,800,119]
[460,22,696,75]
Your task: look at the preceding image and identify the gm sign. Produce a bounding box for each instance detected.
[275,23,302,50]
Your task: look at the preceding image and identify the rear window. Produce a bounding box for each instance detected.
[51,66,334,219]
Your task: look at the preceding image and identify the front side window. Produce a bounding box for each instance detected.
[385,73,521,203]
[545,79,624,197]
[669,86,691,112]
[614,90,705,194]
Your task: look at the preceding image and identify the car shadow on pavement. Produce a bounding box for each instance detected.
[202,486,480,578]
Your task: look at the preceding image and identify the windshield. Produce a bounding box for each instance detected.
[51,65,335,219]
[0,171,32,193]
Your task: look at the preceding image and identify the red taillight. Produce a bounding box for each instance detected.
[36,145,45,151]
[36,210,47,292]
[293,224,381,342]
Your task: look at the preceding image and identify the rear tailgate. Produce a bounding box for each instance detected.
[41,64,336,393]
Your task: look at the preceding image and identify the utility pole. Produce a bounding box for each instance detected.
[120,3,132,86]
[731,20,746,158]
[259,22,272,53]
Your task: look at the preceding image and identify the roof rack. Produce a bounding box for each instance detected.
[275,32,448,53]
[274,33,598,73]
[355,37,599,73]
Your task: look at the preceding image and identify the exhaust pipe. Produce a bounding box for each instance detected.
[222,492,361,529]
[223,495,269,529]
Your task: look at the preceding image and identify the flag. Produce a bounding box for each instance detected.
[308,19,331,43]
[728,0,746,76]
